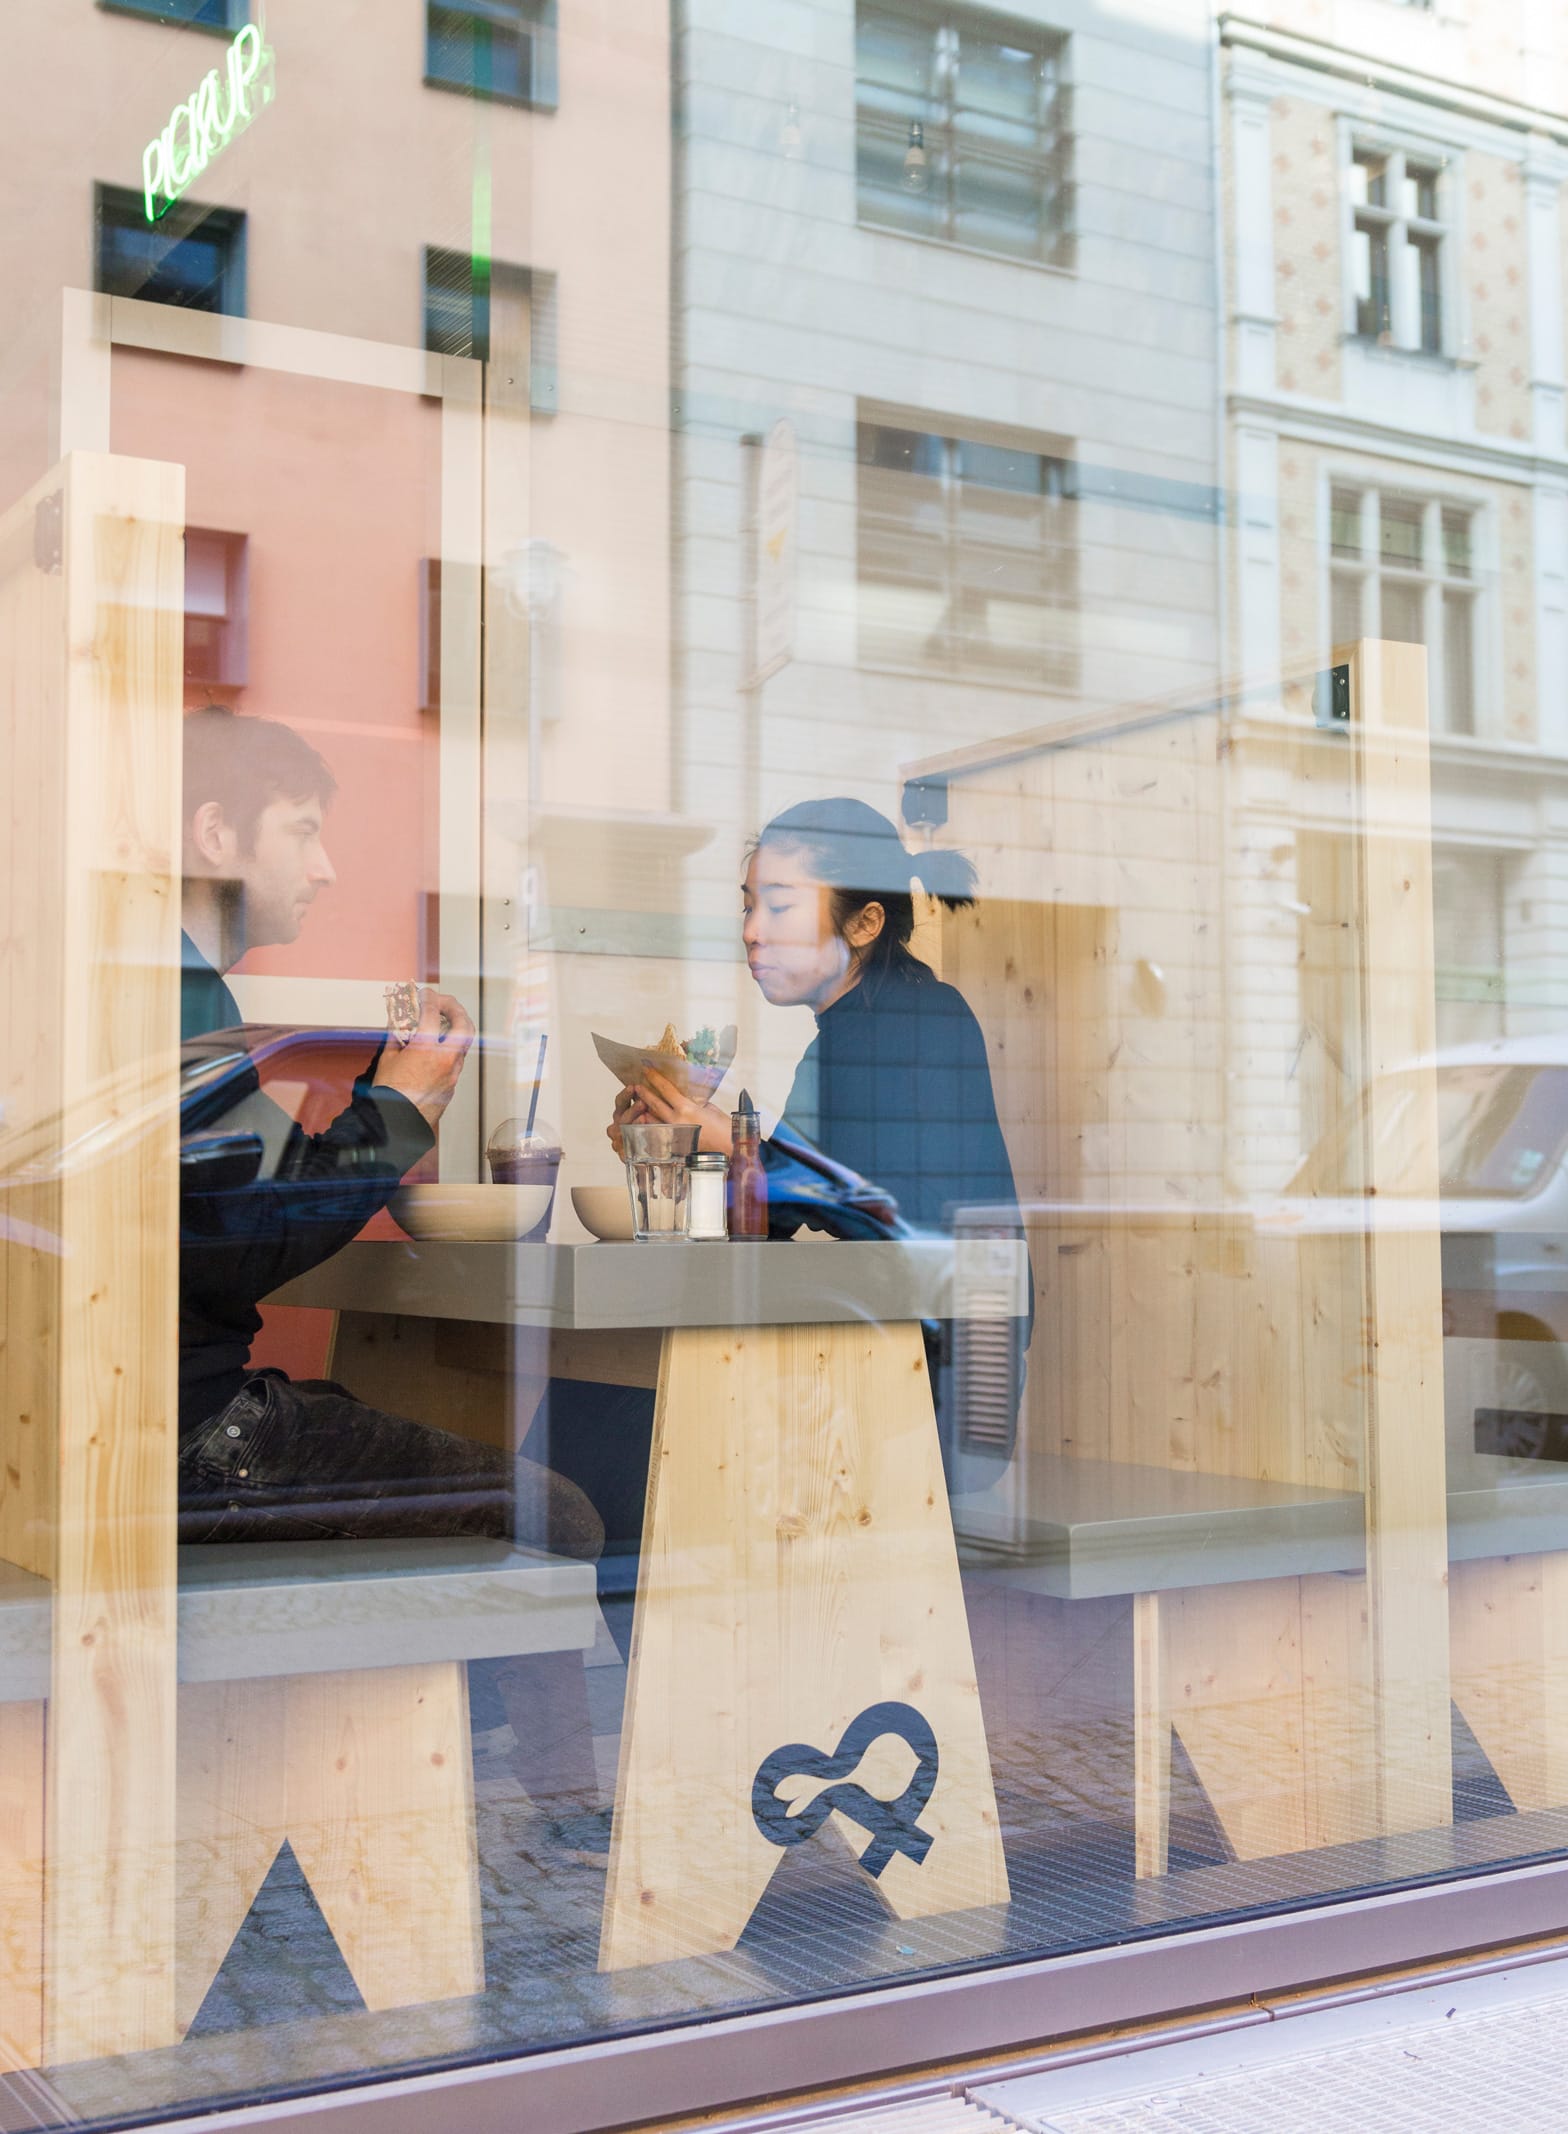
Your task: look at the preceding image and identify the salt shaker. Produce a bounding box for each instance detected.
[686,1150,728,1239]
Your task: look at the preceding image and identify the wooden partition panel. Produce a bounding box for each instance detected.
[0,453,183,2060]
[930,643,1450,1860]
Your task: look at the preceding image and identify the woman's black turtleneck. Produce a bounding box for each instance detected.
[763,954,1023,1239]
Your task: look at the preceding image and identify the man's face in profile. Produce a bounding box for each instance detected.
[235,794,337,948]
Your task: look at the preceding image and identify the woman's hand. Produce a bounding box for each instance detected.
[606,1083,648,1159]
[625,1065,734,1156]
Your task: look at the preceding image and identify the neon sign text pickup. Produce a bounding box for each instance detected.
[142,24,273,223]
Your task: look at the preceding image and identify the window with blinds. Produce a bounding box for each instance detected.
[426,0,557,108]
[857,416,1080,688]
[856,3,1073,266]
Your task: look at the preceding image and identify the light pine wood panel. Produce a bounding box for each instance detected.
[0,470,68,1584]
[177,1667,483,2031]
[1132,1593,1169,1880]
[601,1320,1008,1972]
[286,1663,482,2013]
[1145,1572,1375,1870]
[933,644,1449,1870]
[0,1703,44,2073]
[175,1679,287,2038]
[1346,640,1452,1840]
[1450,1555,1568,1816]
[0,457,184,2063]
[43,454,184,2066]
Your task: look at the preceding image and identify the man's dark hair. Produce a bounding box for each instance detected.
[183,707,337,854]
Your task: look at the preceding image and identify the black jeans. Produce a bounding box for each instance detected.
[178,1370,604,1559]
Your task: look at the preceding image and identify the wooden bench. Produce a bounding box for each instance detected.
[0,1538,600,2051]
[959,1449,1568,1875]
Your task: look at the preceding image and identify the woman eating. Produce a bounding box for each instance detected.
[525,797,1029,1590]
[615,796,1021,1244]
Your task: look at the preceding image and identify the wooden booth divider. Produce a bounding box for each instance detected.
[921,642,1453,1874]
[0,453,184,2065]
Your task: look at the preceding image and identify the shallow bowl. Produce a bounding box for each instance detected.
[391,1182,554,1242]
[571,1183,635,1241]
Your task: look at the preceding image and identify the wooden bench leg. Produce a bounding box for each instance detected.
[0,1703,44,2071]
[600,1320,1008,1972]
[1147,1574,1377,1866]
[1133,1595,1169,1879]
[177,1662,482,2032]
[176,1679,289,2035]
[1451,1554,1568,1813]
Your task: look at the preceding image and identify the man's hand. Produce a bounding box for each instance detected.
[373,988,475,1130]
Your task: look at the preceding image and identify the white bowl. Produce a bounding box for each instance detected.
[391,1182,553,1242]
[571,1183,635,1241]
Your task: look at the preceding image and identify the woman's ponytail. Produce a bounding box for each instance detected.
[912,845,977,913]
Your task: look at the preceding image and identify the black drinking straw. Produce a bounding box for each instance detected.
[524,1033,548,1142]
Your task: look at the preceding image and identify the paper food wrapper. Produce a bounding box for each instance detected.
[592,1028,735,1102]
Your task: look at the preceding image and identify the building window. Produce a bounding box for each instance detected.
[1432,848,1506,1046]
[184,529,248,690]
[858,416,1079,687]
[426,0,557,108]
[95,184,245,313]
[100,0,244,27]
[1349,143,1449,353]
[423,248,558,414]
[1329,486,1480,733]
[856,4,1072,266]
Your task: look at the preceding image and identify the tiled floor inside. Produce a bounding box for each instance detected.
[35,1584,1568,2130]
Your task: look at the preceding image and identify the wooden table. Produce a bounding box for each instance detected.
[275,1238,1027,1969]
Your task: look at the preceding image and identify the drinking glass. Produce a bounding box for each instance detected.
[622,1122,700,1241]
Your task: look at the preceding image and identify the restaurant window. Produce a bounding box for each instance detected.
[11,0,1568,2122]
[856,2,1073,265]
[857,415,1080,686]
[183,528,248,691]
[100,0,245,26]
[94,183,245,313]
[1329,484,1480,732]
[1349,141,1450,353]
[426,0,558,109]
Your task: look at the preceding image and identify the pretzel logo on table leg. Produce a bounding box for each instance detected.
[750,1702,939,1877]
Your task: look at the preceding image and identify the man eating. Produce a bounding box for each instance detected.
[177,705,601,1559]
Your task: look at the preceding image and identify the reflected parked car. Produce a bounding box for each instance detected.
[1272,1032,1568,1460]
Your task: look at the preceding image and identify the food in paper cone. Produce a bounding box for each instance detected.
[592,1022,737,1101]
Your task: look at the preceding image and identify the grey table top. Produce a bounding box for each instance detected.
[269,1236,1030,1330]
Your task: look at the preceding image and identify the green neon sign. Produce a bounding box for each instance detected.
[142,24,274,223]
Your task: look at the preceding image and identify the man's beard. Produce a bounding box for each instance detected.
[214,875,248,968]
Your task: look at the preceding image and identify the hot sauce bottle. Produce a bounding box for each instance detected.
[727,1089,769,1241]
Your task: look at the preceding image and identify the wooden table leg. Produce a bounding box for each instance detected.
[599,1320,1009,1972]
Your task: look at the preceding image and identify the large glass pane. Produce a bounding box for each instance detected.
[1,0,1558,2124]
